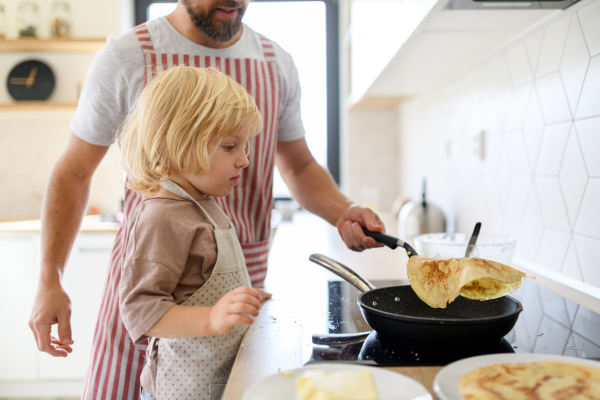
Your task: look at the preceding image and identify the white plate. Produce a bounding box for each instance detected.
[434,353,600,400]
[243,363,433,400]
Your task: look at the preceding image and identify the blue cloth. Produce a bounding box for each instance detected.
[140,388,156,400]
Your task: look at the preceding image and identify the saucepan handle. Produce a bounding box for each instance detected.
[309,254,376,292]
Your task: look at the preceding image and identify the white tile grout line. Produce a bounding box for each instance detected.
[417,0,600,100]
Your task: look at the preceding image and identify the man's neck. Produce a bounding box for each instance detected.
[166,3,243,49]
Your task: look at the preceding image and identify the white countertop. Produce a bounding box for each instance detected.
[0,215,120,234]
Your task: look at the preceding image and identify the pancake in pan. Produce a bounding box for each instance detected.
[407,256,526,308]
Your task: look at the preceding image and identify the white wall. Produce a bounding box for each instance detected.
[1,0,128,39]
[398,0,600,288]
[0,0,134,219]
[347,108,399,212]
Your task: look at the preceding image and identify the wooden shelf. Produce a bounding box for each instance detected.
[0,38,105,53]
[0,102,78,112]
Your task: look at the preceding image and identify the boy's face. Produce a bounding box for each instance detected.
[184,128,251,197]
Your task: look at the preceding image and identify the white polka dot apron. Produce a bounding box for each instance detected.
[82,23,280,400]
[151,180,252,400]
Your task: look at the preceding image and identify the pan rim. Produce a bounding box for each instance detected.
[358,286,523,325]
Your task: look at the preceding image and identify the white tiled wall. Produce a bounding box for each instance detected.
[508,279,600,357]
[0,112,124,219]
[398,1,600,288]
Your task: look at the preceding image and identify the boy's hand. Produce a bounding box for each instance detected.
[257,288,272,302]
[208,286,264,335]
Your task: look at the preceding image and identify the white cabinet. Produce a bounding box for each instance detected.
[36,234,116,380]
[0,231,115,397]
[0,236,37,381]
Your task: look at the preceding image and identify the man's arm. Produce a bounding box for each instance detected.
[275,138,384,251]
[29,133,109,357]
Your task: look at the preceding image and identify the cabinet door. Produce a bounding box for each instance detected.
[0,235,37,380]
[36,233,116,380]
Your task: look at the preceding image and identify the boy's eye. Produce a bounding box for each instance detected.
[224,145,235,151]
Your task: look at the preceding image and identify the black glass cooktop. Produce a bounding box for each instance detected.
[304,279,600,366]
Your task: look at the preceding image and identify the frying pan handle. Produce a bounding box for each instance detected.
[362,229,419,257]
[309,254,376,292]
[363,229,400,249]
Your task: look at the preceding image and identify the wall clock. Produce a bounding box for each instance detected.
[7,60,55,101]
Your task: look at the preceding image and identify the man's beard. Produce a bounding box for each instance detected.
[182,0,246,42]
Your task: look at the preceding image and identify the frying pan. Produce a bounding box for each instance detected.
[309,252,523,348]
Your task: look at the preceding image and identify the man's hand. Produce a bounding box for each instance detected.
[208,286,271,335]
[29,280,74,357]
[336,204,386,252]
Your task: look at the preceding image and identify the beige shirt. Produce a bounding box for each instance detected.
[119,196,230,344]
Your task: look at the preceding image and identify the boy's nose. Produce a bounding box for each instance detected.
[237,152,250,169]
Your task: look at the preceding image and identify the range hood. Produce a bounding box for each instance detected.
[444,0,581,9]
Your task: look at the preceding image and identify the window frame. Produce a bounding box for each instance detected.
[134,0,340,183]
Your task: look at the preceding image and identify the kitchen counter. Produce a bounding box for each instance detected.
[222,211,434,399]
[222,211,600,400]
[0,214,120,234]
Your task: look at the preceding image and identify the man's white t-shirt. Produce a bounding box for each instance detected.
[71,17,305,146]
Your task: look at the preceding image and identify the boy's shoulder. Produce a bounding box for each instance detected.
[134,197,204,222]
[129,198,199,234]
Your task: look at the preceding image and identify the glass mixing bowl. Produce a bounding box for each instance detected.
[414,233,516,265]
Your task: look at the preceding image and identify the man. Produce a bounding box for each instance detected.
[28,1,386,399]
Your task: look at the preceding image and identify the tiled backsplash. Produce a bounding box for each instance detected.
[0,112,123,219]
[398,1,600,288]
[508,279,600,358]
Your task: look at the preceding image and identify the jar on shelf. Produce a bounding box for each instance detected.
[17,1,39,38]
[50,1,71,38]
[0,3,6,39]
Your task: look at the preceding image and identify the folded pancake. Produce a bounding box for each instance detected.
[296,370,378,400]
[407,256,526,308]
[459,361,600,400]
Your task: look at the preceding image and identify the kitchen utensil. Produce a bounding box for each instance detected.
[397,178,446,242]
[414,233,516,265]
[309,254,523,348]
[464,222,481,258]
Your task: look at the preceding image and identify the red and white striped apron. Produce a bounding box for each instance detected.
[82,23,281,400]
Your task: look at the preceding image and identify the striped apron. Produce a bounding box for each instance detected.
[82,23,281,400]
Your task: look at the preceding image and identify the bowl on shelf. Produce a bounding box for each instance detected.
[414,232,516,265]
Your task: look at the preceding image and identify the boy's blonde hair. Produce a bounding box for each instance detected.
[119,66,262,196]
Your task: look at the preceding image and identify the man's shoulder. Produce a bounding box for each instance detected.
[104,24,147,62]
[243,25,291,59]
[242,25,295,76]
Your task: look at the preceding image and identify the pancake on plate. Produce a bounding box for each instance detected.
[296,369,378,400]
[459,361,600,400]
[407,255,527,308]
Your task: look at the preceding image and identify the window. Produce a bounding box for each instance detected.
[135,0,339,197]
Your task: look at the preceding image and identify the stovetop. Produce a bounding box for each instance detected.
[303,279,600,366]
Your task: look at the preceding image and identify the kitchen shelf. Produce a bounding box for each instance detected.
[0,102,78,112]
[0,38,105,53]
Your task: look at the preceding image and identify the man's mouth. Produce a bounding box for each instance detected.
[214,7,239,19]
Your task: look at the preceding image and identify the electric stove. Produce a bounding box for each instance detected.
[304,279,600,366]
